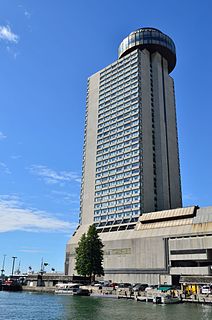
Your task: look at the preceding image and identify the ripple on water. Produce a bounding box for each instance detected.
[0,291,212,320]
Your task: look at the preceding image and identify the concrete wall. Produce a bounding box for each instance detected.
[136,48,182,213]
[66,224,168,285]
[139,50,155,213]
[169,235,212,252]
[151,52,170,210]
[170,267,211,275]
[80,73,100,225]
[103,237,166,270]
[102,236,166,284]
[66,207,212,284]
[163,58,182,209]
[151,52,182,211]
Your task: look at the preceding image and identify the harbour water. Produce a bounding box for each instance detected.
[0,291,212,320]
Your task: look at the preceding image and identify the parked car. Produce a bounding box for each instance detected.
[151,285,158,289]
[145,286,154,292]
[110,282,118,289]
[201,285,212,294]
[90,281,103,289]
[133,283,148,292]
[117,283,132,288]
[102,281,111,287]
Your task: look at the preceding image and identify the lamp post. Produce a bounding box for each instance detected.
[11,256,17,277]
[38,258,48,287]
[1,254,6,278]
[16,260,21,275]
[43,262,48,271]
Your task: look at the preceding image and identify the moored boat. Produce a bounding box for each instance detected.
[2,279,22,292]
[153,294,181,304]
[55,283,90,296]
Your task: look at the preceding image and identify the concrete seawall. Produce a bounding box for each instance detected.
[22,285,212,304]
[22,286,55,293]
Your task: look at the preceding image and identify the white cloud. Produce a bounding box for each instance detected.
[0,162,11,174]
[0,25,19,43]
[0,195,76,233]
[29,165,81,185]
[0,131,7,140]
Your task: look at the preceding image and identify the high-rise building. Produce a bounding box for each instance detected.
[66,29,212,285]
[79,27,182,232]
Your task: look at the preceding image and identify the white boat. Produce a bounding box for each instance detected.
[153,294,181,304]
[55,283,90,296]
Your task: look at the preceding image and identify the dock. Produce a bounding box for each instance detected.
[20,285,212,305]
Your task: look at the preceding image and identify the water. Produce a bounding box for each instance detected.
[0,291,212,320]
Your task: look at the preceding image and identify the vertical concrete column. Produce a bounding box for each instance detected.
[151,52,170,210]
[163,62,182,208]
[151,52,182,210]
[139,50,155,213]
[80,72,100,225]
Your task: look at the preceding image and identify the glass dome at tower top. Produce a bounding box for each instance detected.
[118,27,176,73]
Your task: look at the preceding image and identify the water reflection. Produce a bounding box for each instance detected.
[0,292,212,320]
[63,296,103,320]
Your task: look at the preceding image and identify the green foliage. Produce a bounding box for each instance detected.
[75,225,104,281]
[75,233,89,277]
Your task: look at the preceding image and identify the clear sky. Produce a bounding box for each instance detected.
[0,0,211,275]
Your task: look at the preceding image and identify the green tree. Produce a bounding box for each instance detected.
[75,225,104,282]
[75,233,89,277]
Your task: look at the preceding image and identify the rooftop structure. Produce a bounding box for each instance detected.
[118,27,176,72]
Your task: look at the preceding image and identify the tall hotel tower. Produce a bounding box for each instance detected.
[66,27,182,276]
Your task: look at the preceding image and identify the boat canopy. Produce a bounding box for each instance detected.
[157,286,172,291]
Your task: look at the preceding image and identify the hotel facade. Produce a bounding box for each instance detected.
[66,28,212,285]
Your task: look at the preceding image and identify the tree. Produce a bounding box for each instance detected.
[75,225,104,282]
[75,233,89,278]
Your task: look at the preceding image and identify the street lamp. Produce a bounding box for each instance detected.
[1,254,6,277]
[11,256,17,277]
[43,262,48,271]
[38,258,48,287]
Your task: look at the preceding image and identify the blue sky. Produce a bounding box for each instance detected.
[0,0,211,275]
